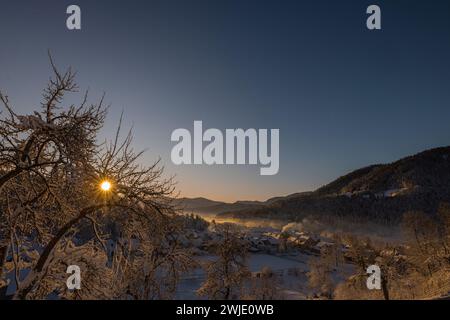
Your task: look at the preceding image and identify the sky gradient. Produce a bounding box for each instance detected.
[1,0,450,202]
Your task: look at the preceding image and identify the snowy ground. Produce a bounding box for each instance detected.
[175,253,313,299]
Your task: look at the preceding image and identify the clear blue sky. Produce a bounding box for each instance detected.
[1,0,450,201]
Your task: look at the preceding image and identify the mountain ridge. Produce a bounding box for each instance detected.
[178,146,450,224]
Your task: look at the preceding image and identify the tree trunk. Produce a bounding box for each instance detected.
[0,169,23,191]
[14,204,104,299]
[0,245,8,298]
[224,286,231,300]
[0,245,7,277]
[381,276,389,300]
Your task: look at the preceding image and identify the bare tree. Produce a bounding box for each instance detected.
[307,246,336,299]
[244,266,283,300]
[402,211,445,277]
[0,53,106,296]
[197,223,250,300]
[1,55,191,300]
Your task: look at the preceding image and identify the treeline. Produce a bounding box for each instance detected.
[308,203,450,300]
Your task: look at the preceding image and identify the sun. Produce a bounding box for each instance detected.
[100,180,111,192]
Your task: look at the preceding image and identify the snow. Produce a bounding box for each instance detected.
[175,253,309,299]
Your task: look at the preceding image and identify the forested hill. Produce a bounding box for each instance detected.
[182,146,450,225]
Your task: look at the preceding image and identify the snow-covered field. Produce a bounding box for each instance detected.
[176,253,312,299]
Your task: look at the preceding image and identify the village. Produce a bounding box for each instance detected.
[179,215,348,262]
